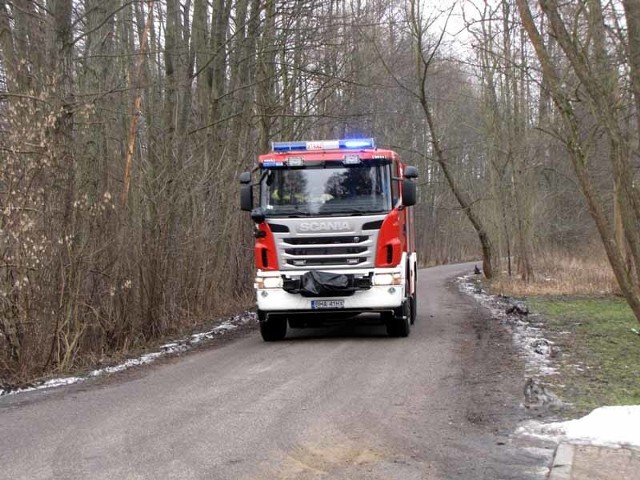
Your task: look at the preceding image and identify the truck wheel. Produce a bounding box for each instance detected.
[385,300,411,338]
[410,262,417,325]
[259,312,287,341]
[410,294,417,325]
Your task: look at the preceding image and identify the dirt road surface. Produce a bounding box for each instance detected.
[0,263,554,479]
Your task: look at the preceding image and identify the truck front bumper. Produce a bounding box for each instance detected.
[255,268,405,313]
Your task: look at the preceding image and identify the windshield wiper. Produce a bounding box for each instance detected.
[326,207,386,216]
[283,207,313,217]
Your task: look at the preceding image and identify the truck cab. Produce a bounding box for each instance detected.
[240,138,418,341]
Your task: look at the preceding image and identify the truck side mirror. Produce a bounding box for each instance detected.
[239,171,251,184]
[402,166,418,206]
[402,179,417,206]
[404,165,418,179]
[240,171,253,211]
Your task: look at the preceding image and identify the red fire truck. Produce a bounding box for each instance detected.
[239,138,418,341]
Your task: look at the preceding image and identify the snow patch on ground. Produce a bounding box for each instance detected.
[0,311,256,397]
[518,406,640,449]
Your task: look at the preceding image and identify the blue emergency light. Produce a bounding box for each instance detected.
[271,138,376,152]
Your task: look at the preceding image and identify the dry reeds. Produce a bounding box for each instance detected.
[490,248,620,297]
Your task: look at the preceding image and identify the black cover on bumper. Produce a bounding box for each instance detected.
[283,271,371,297]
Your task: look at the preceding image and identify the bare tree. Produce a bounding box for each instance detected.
[401,0,495,278]
[516,0,640,324]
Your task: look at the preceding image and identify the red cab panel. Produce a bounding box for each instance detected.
[255,223,278,271]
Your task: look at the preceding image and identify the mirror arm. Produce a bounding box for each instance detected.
[256,169,269,187]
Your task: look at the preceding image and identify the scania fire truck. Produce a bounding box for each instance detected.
[239,138,418,341]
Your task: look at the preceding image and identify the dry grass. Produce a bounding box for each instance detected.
[489,250,621,297]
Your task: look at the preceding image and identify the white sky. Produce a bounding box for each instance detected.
[425,0,478,56]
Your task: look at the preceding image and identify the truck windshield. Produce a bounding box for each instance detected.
[260,164,392,216]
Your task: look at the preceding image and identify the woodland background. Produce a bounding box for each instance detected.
[1,0,639,383]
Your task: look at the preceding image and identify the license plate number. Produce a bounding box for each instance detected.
[311,300,345,310]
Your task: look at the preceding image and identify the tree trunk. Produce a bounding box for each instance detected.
[516,0,640,325]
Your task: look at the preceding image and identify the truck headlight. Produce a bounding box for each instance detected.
[373,273,402,286]
[255,276,283,289]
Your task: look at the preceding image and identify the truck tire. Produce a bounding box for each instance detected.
[409,261,417,325]
[259,311,287,341]
[384,300,411,338]
[410,294,417,325]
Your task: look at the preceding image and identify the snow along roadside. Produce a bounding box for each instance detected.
[518,406,640,449]
[0,311,257,397]
[457,274,557,378]
[457,273,640,450]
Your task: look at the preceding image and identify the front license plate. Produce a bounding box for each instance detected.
[311,299,345,310]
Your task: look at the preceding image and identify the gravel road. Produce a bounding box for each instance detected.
[0,263,554,479]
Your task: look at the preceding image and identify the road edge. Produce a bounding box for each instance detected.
[548,443,574,480]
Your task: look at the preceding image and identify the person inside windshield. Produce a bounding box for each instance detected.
[325,168,372,201]
[270,170,306,205]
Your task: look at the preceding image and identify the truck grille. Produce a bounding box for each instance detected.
[285,246,367,256]
[283,236,369,245]
[270,216,383,270]
[279,234,373,269]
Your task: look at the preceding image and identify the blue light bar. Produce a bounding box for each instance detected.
[341,139,375,149]
[272,138,376,152]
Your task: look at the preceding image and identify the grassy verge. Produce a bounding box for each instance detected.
[525,296,640,415]
[486,250,640,415]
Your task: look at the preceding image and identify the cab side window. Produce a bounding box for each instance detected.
[391,161,400,206]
